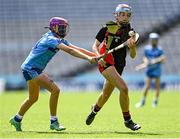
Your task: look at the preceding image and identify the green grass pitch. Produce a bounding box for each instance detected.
[0,90,180,138]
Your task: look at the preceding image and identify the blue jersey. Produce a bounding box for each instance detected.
[21,31,70,71]
[144,45,164,78]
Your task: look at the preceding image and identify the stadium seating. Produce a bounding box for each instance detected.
[0,0,180,89]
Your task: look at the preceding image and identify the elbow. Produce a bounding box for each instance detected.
[92,45,97,52]
[67,48,75,55]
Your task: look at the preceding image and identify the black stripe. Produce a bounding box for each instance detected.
[31,68,42,74]
[108,32,116,36]
[48,47,58,53]
[22,70,32,81]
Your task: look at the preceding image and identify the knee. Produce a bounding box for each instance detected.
[52,87,60,96]
[56,88,60,94]
[29,96,39,103]
[145,84,150,90]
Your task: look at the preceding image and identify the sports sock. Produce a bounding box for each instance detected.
[141,97,146,104]
[50,116,58,124]
[14,113,23,122]
[153,99,158,105]
[93,104,101,113]
[123,111,131,121]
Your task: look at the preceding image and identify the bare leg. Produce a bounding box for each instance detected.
[96,80,115,108]
[135,77,152,108]
[102,66,141,130]
[143,77,152,98]
[9,79,40,131]
[152,77,160,107]
[154,77,160,99]
[86,66,129,125]
[102,66,129,112]
[10,73,64,131]
[18,79,40,116]
[86,66,140,130]
[34,73,65,131]
[35,73,60,116]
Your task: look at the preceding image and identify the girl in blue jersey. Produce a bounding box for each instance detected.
[9,17,97,131]
[135,33,166,108]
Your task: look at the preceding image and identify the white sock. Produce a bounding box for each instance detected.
[50,116,57,121]
[16,113,23,120]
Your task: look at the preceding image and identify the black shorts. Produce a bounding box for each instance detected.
[114,65,124,76]
[98,63,124,76]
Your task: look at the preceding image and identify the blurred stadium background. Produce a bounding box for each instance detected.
[0,0,180,91]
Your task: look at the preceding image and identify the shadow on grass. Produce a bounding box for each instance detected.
[114,131,161,136]
[25,130,162,136]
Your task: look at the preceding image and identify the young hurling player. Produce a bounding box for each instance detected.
[85,4,141,131]
[135,33,166,108]
[9,17,97,131]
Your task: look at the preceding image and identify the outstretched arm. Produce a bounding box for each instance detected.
[69,44,97,57]
[149,55,166,64]
[135,55,166,71]
[135,57,148,71]
[57,43,97,63]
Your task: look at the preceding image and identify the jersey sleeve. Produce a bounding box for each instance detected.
[96,27,107,43]
[47,36,60,49]
[47,36,71,49]
[61,39,71,46]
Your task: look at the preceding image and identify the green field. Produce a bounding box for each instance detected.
[0,90,180,138]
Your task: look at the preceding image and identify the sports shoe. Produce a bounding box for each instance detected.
[124,119,141,131]
[9,118,22,131]
[50,121,66,131]
[152,100,158,108]
[86,105,97,125]
[135,100,145,108]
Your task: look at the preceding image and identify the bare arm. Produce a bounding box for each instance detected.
[92,39,107,67]
[135,57,148,71]
[69,44,96,57]
[135,56,166,71]
[127,37,137,59]
[143,57,149,64]
[92,39,101,56]
[149,55,166,64]
[57,43,96,63]
[129,47,137,59]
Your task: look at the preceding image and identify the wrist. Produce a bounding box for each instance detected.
[87,56,91,61]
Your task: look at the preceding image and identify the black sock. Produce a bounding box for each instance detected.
[93,104,101,113]
[14,115,22,122]
[123,111,131,121]
[50,118,58,124]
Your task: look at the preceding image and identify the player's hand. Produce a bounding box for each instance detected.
[98,58,106,67]
[127,37,136,49]
[88,56,98,64]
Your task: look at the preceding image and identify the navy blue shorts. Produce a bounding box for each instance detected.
[146,73,160,78]
[22,68,42,81]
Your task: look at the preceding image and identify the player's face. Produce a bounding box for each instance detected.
[151,39,158,46]
[116,12,131,25]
